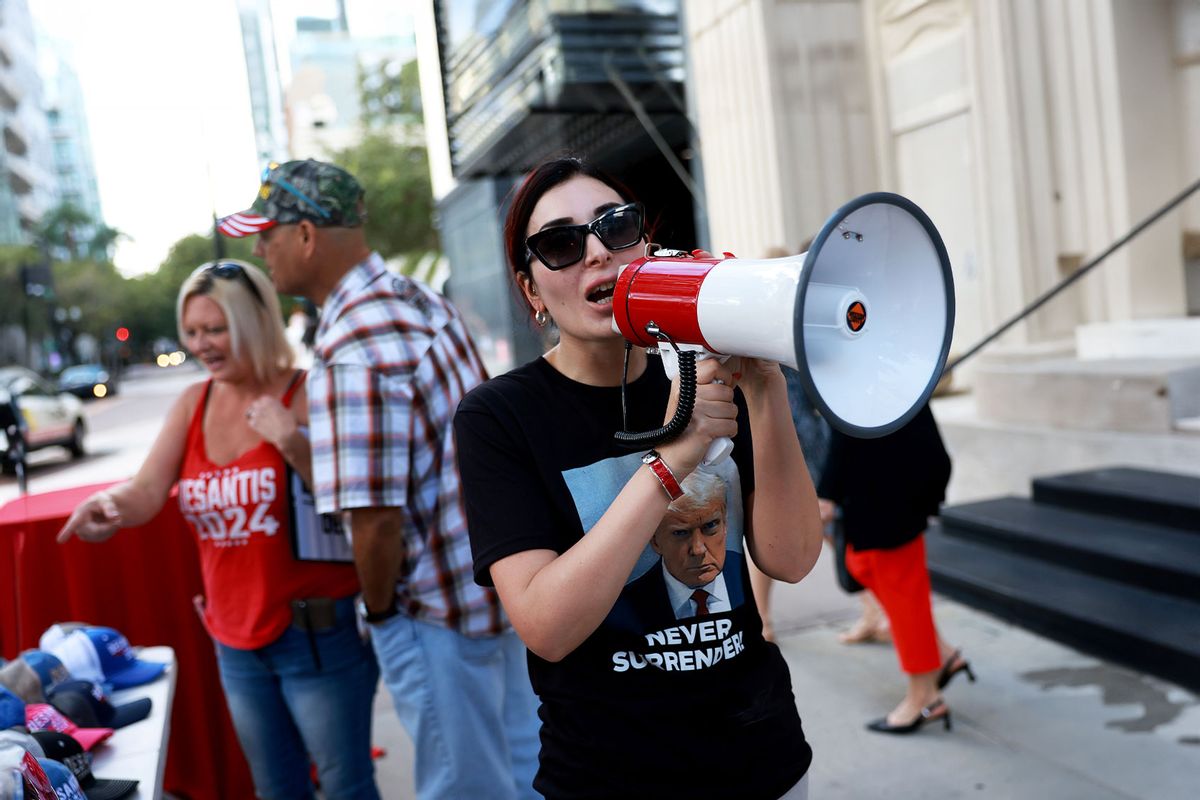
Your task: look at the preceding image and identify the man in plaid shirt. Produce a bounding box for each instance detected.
[220,160,540,799]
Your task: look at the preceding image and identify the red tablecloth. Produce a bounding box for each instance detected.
[0,482,255,800]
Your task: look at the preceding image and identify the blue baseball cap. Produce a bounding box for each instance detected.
[0,687,23,729]
[81,628,165,691]
[18,652,70,695]
[35,757,86,800]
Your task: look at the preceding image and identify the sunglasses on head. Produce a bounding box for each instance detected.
[525,202,645,271]
[204,262,265,307]
[261,163,332,220]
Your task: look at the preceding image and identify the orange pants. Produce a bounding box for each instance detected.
[844,534,941,675]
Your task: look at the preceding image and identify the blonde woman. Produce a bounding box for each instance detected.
[58,261,380,800]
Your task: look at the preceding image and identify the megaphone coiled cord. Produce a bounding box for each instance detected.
[614,335,698,449]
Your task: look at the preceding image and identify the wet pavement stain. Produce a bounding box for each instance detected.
[1021,665,1197,734]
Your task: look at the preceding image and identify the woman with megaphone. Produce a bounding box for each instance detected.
[454,156,825,799]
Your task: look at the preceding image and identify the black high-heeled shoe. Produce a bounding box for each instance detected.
[866,699,952,734]
[936,648,976,690]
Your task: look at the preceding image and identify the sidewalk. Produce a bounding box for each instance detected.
[366,547,1200,799]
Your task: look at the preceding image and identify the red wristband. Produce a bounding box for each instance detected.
[642,450,683,501]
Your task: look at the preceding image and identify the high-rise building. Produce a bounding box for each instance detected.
[415,0,694,373]
[0,0,56,245]
[235,0,289,166]
[286,3,414,159]
[39,36,103,235]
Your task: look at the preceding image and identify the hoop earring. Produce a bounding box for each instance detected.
[534,309,549,327]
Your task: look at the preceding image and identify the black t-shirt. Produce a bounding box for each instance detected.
[455,355,812,800]
[817,403,951,550]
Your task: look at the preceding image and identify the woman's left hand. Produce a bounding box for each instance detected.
[728,356,783,400]
[245,396,298,448]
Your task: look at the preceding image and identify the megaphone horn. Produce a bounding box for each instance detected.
[612,192,955,446]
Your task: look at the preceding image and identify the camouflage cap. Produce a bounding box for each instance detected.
[218,159,365,237]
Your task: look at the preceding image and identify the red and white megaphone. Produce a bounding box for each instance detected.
[612,192,955,460]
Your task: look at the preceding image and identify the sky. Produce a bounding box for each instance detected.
[28,0,413,277]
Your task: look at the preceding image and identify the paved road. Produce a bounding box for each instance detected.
[0,363,203,506]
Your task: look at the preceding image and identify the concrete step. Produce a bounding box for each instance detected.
[1176,415,1200,433]
[939,497,1200,600]
[926,524,1200,693]
[1076,317,1200,360]
[930,394,1200,506]
[972,357,1200,433]
[1031,467,1200,532]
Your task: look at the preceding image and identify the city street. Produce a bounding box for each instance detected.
[4,364,1197,799]
[0,363,203,507]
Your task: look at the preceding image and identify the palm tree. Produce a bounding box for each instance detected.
[37,202,93,260]
[36,202,126,262]
[88,224,126,261]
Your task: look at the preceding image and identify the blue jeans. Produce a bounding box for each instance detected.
[370,614,541,799]
[215,597,381,800]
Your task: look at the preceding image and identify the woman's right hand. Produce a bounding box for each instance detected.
[659,357,740,479]
[57,491,122,544]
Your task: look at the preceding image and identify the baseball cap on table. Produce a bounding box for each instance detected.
[38,624,87,655]
[19,652,71,696]
[49,628,164,692]
[31,734,89,789]
[35,757,87,800]
[0,728,44,758]
[47,682,150,731]
[0,658,45,704]
[24,705,111,752]
[0,731,49,799]
[15,751,56,800]
[217,159,365,237]
[0,687,23,729]
[33,732,137,800]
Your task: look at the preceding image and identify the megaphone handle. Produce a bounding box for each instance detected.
[703,437,734,466]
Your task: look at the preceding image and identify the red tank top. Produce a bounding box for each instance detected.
[178,374,359,649]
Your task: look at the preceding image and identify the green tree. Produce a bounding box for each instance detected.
[52,258,127,345]
[328,131,439,266]
[0,245,53,367]
[359,57,423,128]
[88,223,126,261]
[329,57,440,274]
[0,245,39,329]
[37,201,126,262]
[37,202,92,260]
[117,233,261,352]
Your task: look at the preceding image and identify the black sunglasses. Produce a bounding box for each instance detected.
[204,262,265,307]
[526,202,645,270]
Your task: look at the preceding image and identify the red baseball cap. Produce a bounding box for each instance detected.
[24,703,113,751]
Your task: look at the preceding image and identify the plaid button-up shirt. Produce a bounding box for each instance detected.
[308,253,504,636]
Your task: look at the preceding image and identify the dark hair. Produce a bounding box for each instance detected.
[503,155,641,313]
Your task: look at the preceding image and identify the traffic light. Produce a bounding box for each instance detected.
[115,327,130,342]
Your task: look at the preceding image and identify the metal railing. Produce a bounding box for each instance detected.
[947,176,1200,373]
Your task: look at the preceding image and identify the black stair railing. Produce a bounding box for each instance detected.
[946,176,1200,373]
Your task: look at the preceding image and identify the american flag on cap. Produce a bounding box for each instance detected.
[218,159,364,237]
[217,212,276,238]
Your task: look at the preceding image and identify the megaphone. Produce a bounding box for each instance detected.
[612,192,954,455]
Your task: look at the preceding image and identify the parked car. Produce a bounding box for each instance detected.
[0,367,87,467]
[58,363,118,400]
